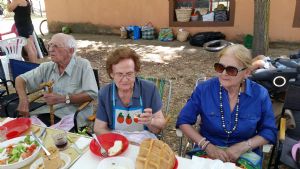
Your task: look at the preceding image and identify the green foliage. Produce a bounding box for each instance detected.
[62,26,71,34]
[78,126,89,136]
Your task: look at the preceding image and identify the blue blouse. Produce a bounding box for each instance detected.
[176,77,277,147]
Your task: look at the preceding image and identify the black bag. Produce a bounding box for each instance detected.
[37,36,48,56]
[0,6,3,16]
[189,32,225,47]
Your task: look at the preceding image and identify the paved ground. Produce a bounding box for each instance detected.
[0,15,46,38]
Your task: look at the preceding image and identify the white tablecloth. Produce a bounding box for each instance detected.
[70,144,193,169]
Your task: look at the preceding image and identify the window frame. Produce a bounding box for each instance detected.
[293,0,300,27]
[169,0,236,27]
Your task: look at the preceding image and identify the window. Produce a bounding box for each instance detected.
[169,0,235,27]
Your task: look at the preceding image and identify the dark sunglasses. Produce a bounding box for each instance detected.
[214,63,246,76]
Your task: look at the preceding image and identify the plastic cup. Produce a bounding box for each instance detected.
[52,131,68,150]
[0,126,7,142]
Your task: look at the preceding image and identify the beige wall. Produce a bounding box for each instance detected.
[45,0,300,42]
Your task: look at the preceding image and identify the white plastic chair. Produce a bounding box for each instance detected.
[0,37,27,80]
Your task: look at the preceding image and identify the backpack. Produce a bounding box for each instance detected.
[37,36,48,56]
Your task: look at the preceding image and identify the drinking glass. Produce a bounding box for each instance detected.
[52,131,68,150]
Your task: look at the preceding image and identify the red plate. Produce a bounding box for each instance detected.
[90,133,129,157]
[2,118,31,139]
[173,157,178,169]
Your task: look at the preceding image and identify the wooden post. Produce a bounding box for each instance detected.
[40,81,54,125]
[252,0,270,57]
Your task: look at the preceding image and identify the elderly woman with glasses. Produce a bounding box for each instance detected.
[176,44,277,168]
[94,47,166,142]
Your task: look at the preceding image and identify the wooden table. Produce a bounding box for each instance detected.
[23,124,91,169]
[0,118,91,169]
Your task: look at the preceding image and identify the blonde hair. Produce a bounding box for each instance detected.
[218,44,252,68]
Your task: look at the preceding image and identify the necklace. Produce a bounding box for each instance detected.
[219,84,242,135]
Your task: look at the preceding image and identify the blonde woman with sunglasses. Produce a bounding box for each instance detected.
[176,44,277,169]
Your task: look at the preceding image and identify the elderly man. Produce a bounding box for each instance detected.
[15,33,98,130]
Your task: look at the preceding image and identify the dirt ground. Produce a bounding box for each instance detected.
[43,33,300,157]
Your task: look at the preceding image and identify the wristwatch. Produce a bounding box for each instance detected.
[65,94,70,104]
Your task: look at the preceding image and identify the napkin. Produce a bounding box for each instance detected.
[75,136,91,150]
[114,130,157,144]
[0,117,14,126]
[191,156,237,169]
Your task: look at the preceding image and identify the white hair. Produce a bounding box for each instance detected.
[53,33,77,54]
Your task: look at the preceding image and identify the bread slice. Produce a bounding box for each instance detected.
[41,146,63,169]
[136,139,176,169]
[108,140,123,156]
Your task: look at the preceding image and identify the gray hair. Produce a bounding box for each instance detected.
[65,34,77,52]
[53,33,77,54]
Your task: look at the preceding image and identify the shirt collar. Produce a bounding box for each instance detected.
[113,77,141,101]
[244,78,253,97]
[132,78,141,99]
[216,78,253,97]
[53,55,76,76]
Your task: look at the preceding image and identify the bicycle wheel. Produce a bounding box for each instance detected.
[39,19,49,36]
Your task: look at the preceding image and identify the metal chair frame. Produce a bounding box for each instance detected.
[139,76,172,141]
[176,77,205,156]
[268,82,300,169]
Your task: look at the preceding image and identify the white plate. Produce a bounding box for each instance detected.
[30,152,71,169]
[96,157,135,169]
[0,136,41,169]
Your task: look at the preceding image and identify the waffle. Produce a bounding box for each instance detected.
[136,139,176,169]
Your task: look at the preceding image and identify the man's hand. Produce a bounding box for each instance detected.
[205,144,231,162]
[138,108,153,125]
[17,99,30,117]
[43,93,64,105]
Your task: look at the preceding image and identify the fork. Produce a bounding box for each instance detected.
[92,134,108,157]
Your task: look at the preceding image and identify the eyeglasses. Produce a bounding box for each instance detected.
[113,72,135,79]
[47,43,66,51]
[214,63,246,76]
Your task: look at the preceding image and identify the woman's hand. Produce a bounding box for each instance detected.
[138,108,153,125]
[205,143,231,162]
[226,141,248,162]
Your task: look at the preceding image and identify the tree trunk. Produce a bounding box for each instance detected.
[252,0,270,57]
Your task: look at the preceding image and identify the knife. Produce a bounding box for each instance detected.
[30,131,51,156]
[39,128,47,138]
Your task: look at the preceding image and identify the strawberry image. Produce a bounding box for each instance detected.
[126,114,132,125]
[117,113,124,123]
